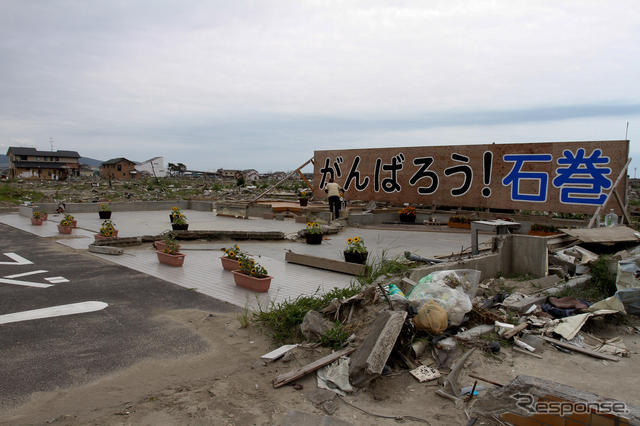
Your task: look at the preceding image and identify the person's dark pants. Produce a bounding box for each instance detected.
[329,196,341,220]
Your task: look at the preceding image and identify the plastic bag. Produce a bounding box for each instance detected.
[412,299,448,334]
[407,269,480,325]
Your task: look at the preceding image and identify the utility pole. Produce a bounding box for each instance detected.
[49,137,54,151]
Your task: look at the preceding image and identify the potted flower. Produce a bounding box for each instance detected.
[95,219,119,240]
[171,211,189,231]
[529,223,561,236]
[220,244,242,271]
[156,235,186,267]
[99,203,112,219]
[304,222,323,244]
[64,213,77,228]
[344,236,368,264]
[31,211,44,226]
[154,232,180,252]
[232,254,272,292]
[57,217,74,234]
[169,206,181,223]
[399,206,417,223]
[448,215,471,229]
[299,191,309,207]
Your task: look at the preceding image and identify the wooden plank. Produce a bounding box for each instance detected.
[252,158,313,203]
[273,347,356,388]
[285,251,367,276]
[540,336,619,362]
[512,347,543,359]
[501,322,528,339]
[559,226,640,243]
[613,189,631,225]
[588,157,631,228]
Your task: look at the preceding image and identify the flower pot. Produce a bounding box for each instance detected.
[157,250,186,267]
[232,270,272,292]
[447,221,470,229]
[57,224,73,234]
[70,220,78,228]
[99,211,112,219]
[154,240,166,251]
[305,233,323,245]
[170,214,175,223]
[344,250,368,264]
[94,230,119,240]
[399,214,416,223]
[171,223,189,231]
[220,256,240,271]
[31,217,43,226]
[299,198,308,207]
[42,213,48,221]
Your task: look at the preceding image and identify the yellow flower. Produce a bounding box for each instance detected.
[313,222,319,228]
[228,251,235,258]
[306,222,312,227]
[172,207,178,211]
[251,268,256,274]
[353,236,360,243]
[347,238,353,244]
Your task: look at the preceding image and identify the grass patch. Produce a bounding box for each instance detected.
[320,322,349,349]
[253,255,412,344]
[0,183,44,204]
[237,305,250,329]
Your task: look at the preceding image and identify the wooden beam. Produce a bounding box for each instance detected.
[613,189,631,225]
[501,322,528,340]
[285,251,367,276]
[251,158,313,203]
[297,169,313,192]
[540,336,619,361]
[273,347,356,388]
[588,157,631,228]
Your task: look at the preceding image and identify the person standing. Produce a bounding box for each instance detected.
[325,178,342,220]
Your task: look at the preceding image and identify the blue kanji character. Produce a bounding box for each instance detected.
[502,154,552,202]
[552,148,612,205]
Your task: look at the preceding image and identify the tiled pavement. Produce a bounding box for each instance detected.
[0,211,490,308]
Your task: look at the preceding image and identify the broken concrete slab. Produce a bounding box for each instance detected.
[561,225,640,244]
[88,244,124,255]
[472,375,640,425]
[280,410,352,426]
[349,310,407,387]
[300,310,333,342]
[285,251,367,276]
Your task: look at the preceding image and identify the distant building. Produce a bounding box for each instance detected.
[6,147,80,180]
[243,169,260,182]
[78,164,98,177]
[136,156,167,177]
[216,168,239,179]
[100,158,138,179]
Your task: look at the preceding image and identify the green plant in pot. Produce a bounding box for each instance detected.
[344,236,367,264]
[220,244,243,270]
[171,211,188,230]
[304,221,322,244]
[99,203,112,219]
[232,253,272,292]
[156,234,185,267]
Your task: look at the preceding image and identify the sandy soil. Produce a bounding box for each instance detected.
[1,309,638,426]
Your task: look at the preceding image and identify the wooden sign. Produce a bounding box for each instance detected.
[313,140,629,214]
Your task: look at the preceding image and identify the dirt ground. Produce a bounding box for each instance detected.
[1,308,638,426]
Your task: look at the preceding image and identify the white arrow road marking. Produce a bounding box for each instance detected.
[0,277,52,288]
[5,270,48,279]
[45,277,70,284]
[0,301,108,325]
[0,253,33,265]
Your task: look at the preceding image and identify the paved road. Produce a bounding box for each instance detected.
[0,224,236,408]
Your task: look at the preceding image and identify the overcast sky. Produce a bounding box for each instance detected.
[1,0,639,174]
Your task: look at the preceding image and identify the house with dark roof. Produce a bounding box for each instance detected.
[100,158,138,179]
[6,147,81,180]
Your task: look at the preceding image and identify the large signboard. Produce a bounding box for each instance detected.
[313,140,629,214]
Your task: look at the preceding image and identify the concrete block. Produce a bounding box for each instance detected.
[300,310,333,342]
[88,244,124,255]
[349,310,407,387]
[510,234,548,278]
[285,251,367,276]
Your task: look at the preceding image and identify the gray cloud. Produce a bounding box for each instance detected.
[1,1,639,172]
